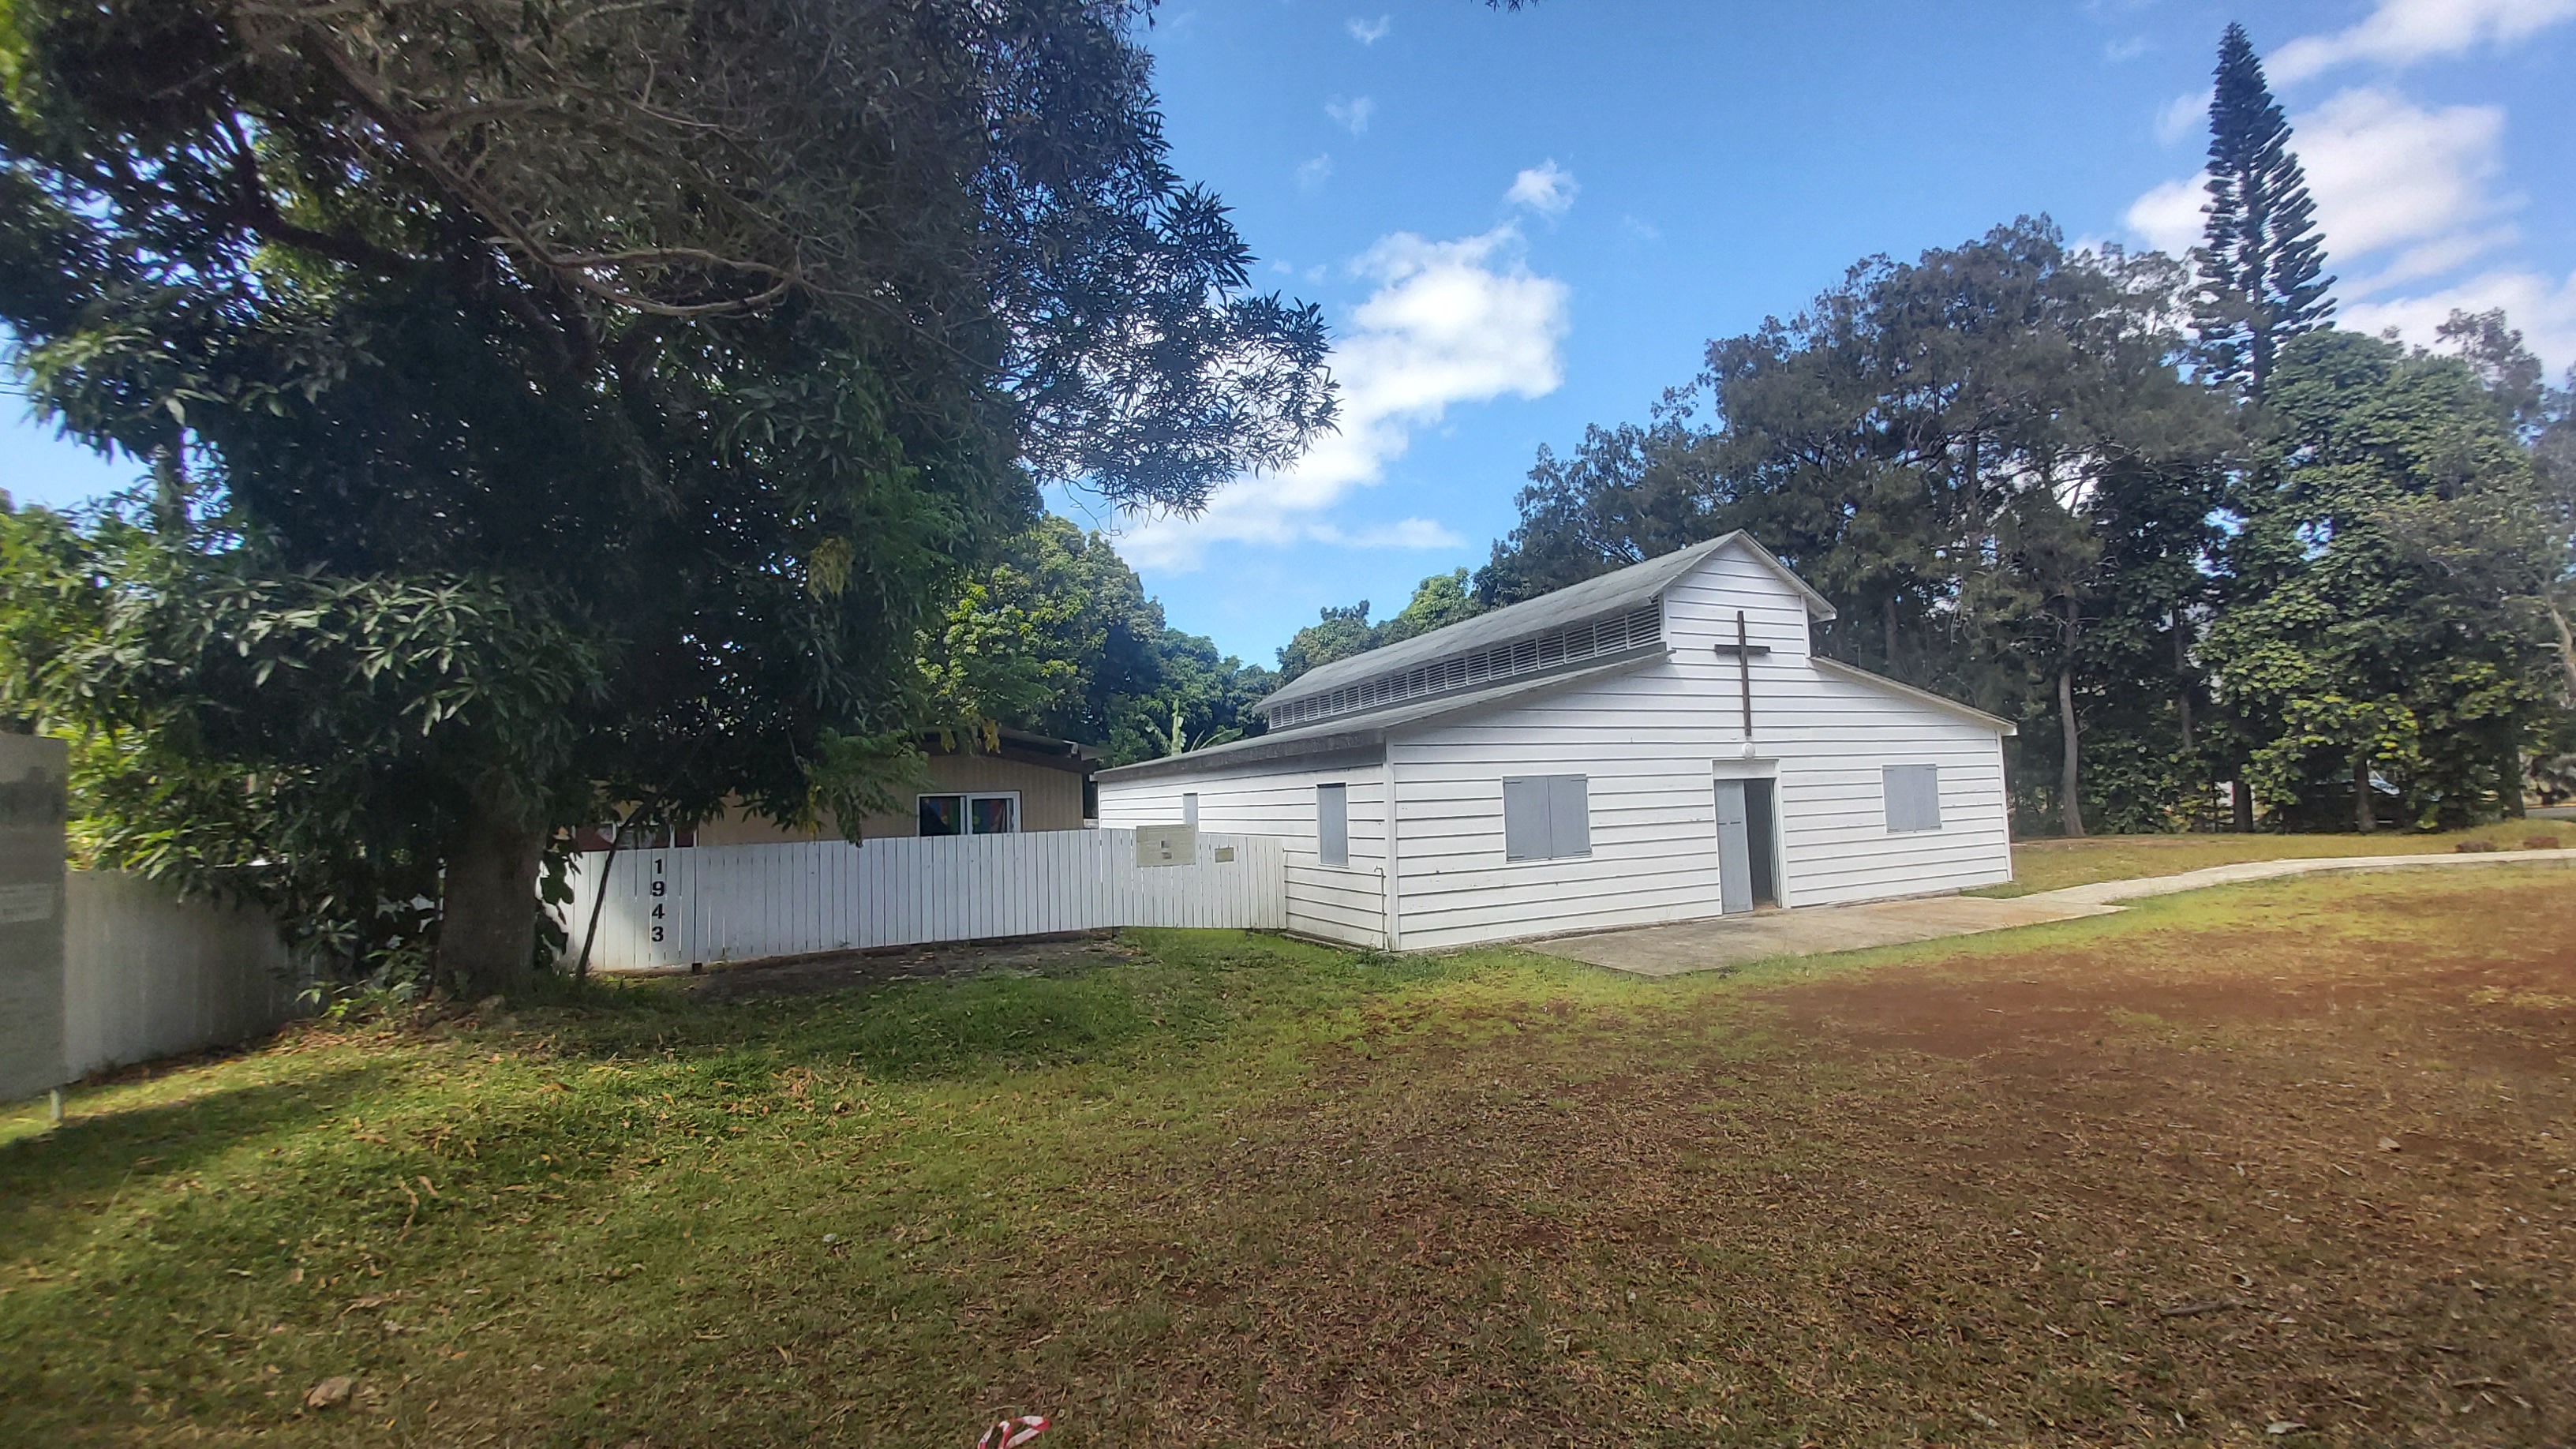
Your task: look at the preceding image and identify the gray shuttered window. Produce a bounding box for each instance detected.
[1503,774,1592,861]
[1181,792,1199,826]
[1316,783,1350,866]
[1883,764,1942,833]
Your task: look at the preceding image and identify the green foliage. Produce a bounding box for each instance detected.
[0,0,1332,983]
[1469,189,2570,838]
[2192,23,2335,399]
[2204,329,2565,829]
[1477,219,2234,835]
[1276,568,1487,682]
[922,516,1275,766]
[0,495,601,964]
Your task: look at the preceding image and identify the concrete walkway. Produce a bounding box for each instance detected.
[1531,848,2576,979]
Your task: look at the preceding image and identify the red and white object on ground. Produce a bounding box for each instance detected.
[974,1415,1050,1449]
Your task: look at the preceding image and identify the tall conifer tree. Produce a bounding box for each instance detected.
[2192,24,2336,399]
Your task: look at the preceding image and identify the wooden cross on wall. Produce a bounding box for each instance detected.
[1709,609,1769,738]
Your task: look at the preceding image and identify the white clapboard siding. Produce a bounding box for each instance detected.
[1097,534,2013,953]
[1387,545,2009,947]
[559,829,1286,972]
[1098,760,1390,947]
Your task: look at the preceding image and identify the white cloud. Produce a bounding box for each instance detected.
[1118,227,1571,569]
[2291,88,2508,262]
[2271,0,2576,83]
[2124,176,2205,256]
[1620,215,1663,243]
[1296,153,1334,193]
[2125,87,2514,283]
[2104,36,2152,62]
[1346,13,1391,44]
[1506,160,1578,216]
[2155,89,2207,146]
[2341,268,2576,371]
[1325,95,1376,136]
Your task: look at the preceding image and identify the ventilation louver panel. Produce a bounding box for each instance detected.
[1266,603,1663,730]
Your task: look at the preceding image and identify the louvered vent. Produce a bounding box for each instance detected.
[1266,603,1664,731]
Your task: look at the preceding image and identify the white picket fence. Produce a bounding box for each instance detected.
[560,829,1288,972]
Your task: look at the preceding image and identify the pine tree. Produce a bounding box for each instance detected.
[2192,24,2336,399]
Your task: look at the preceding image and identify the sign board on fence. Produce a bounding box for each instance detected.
[1135,824,1197,867]
[0,733,68,1101]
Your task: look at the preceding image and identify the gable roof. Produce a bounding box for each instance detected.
[1095,649,1670,784]
[1259,531,1834,720]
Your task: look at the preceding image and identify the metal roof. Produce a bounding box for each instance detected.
[1258,531,1833,718]
[1095,649,1671,784]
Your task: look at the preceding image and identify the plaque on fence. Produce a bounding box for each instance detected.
[1134,824,1197,868]
[0,733,68,1101]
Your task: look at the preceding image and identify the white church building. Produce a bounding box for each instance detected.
[1094,533,2016,950]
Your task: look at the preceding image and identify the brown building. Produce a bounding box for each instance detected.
[582,728,1098,849]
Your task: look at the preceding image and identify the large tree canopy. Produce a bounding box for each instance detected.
[2206,328,2564,829]
[1477,219,2235,834]
[0,0,1333,992]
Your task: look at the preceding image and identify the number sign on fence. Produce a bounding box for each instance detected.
[561,828,1287,972]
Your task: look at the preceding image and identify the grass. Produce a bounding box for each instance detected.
[1977,816,2573,897]
[4,867,2572,1447]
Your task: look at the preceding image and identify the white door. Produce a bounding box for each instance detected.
[1713,781,1753,915]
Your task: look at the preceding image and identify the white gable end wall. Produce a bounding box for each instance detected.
[1391,540,2007,949]
[1655,540,2010,907]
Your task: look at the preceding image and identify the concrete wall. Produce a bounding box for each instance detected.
[0,734,68,1101]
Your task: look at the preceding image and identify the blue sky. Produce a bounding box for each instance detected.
[9,0,2574,665]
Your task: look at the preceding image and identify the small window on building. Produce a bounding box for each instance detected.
[1316,783,1350,867]
[919,792,1019,837]
[1181,792,1199,826]
[1503,775,1592,861]
[1883,765,1941,833]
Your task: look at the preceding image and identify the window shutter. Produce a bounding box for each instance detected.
[1884,765,1941,833]
[1503,777,1548,861]
[1181,792,1199,826]
[1316,783,1349,866]
[1548,775,1591,858]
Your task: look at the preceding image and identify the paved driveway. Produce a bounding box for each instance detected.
[1532,848,2576,978]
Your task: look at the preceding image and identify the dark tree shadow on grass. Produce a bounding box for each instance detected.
[0,1065,379,1253]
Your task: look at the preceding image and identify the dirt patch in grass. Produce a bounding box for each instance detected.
[946,878,2575,1445]
[669,930,1136,1002]
[4,878,2570,1447]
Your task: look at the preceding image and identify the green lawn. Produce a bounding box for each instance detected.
[1979,816,2572,896]
[5,867,2571,1447]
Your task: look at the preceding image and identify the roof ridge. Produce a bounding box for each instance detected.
[1263,531,1833,718]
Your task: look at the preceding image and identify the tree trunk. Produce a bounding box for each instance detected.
[2548,599,2576,700]
[1883,597,1900,679]
[2057,662,2085,838]
[2233,780,2255,833]
[2353,754,2376,834]
[2503,744,2526,818]
[441,772,548,999]
[2174,619,2194,753]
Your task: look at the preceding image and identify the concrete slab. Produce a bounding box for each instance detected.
[1530,848,2575,979]
[1530,894,2117,978]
